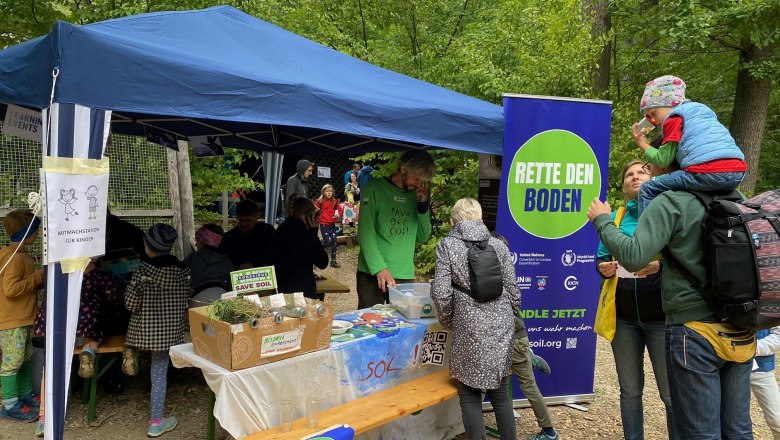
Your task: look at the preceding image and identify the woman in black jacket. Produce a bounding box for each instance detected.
[271,197,328,299]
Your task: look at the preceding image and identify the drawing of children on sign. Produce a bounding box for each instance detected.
[85,185,99,219]
[58,188,78,221]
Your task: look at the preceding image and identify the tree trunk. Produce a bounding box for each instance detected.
[729,41,773,194]
[584,0,611,98]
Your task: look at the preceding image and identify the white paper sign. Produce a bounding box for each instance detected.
[260,329,304,358]
[269,293,286,308]
[2,104,43,143]
[45,172,109,261]
[317,166,331,178]
[617,264,645,279]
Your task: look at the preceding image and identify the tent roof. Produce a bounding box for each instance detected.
[0,6,503,155]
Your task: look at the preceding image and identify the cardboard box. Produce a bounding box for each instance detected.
[189,301,334,370]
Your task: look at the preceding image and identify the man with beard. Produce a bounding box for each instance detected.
[356,150,435,308]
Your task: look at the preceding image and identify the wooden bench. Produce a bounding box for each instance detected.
[336,233,357,248]
[73,334,126,423]
[315,278,351,295]
[240,368,458,440]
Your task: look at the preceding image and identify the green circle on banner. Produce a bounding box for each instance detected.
[507,129,601,239]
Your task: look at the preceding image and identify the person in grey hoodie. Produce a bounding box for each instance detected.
[430,198,519,440]
[285,159,314,201]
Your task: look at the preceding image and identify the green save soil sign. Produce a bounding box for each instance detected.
[506,129,601,239]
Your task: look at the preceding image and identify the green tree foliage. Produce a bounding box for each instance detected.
[609,0,779,194]
[188,148,259,222]
[2,0,778,275]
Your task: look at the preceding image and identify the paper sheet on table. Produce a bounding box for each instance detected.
[617,264,645,279]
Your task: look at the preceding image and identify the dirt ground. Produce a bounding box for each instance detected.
[2,245,775,439]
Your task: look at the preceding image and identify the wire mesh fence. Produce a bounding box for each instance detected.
[1,121,172,255]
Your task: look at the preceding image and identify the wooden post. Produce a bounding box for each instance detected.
[176,140,196,259]
[166,148,183,257]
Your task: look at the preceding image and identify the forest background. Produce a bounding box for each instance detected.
[2,0,778,275]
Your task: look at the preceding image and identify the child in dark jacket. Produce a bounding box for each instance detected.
[122,224,192,438]
[184,224,233,307]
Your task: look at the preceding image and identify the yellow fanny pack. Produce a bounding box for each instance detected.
[684,321,756,363]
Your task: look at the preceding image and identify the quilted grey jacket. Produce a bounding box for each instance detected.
[125,254,192,351]
[430,220,520,390]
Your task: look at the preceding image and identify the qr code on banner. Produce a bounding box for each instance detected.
[566,338,577,349]
[419,331,448,366]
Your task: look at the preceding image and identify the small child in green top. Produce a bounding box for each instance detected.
[630,75,747,214]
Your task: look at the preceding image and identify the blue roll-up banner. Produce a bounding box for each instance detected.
[497,95,611,404]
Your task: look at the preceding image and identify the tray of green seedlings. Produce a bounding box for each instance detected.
[208,297,272,325]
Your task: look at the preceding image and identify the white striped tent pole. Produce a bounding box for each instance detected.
[41,103,111,440]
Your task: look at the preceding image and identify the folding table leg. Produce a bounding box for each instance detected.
[87,355,101,423]
[207,391,216,440]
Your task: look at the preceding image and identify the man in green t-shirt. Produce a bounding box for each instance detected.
[356,150,435,308]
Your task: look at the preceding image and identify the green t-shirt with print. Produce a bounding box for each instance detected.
[357,177,431,279]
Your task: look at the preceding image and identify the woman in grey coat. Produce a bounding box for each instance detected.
[431,198,520,440]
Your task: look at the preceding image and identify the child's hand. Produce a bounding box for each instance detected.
[631,123,650,151]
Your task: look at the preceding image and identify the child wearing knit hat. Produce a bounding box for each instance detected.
[0,209,44,422]
[631,75,747,213]
[122,223,192,437]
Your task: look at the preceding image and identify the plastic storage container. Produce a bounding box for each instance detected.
[389,283,437,319]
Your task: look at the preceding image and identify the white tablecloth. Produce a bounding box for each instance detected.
[170,314,463,439]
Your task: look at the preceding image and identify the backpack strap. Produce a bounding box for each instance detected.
[687,189,743,209]
[614,206,626,228]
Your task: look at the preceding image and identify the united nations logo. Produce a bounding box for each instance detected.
[536,276,548,290]
[561,250,577,267]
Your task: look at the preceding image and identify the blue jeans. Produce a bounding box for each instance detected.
[638,170,744,214]
[612,319,677,440]
[666,324,753,439]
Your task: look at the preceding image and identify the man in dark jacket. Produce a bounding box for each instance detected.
[285,159,314,201]
[219,200,275,270]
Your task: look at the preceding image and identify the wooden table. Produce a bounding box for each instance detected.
[315,278,351,294]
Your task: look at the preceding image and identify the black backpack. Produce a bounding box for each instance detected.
[452,240,504,302]
[683,189,780,330]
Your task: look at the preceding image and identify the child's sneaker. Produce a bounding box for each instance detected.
[530,349,552,375]
[330,260,341,268]
[122,345,139,376]
[147,416,177,437]
[19,392,40,409]
[527,429,559,440]
[35,419,45,437]
[0,401,38,422]
[79,351,95,378]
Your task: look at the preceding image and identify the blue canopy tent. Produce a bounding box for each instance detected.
[0,5,503,439]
